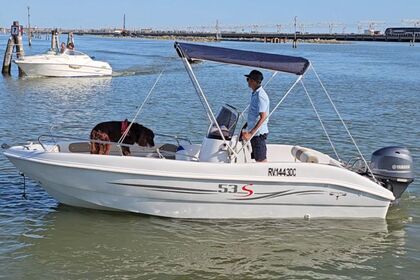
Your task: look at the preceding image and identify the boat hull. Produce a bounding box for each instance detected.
[4,145,393,219]
[15,61,112,77]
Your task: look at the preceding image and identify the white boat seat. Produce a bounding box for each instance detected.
[291,146,319,163]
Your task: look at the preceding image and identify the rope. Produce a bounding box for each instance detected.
[310,64,377,181]
[118,65,166,144]
[300,79,340,161]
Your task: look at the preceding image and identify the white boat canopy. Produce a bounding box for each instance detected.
[174,41,310,75]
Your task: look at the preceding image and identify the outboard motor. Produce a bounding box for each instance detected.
[199,104,239,162]
[370,146,414,200]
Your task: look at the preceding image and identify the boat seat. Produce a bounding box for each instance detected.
[291,146,319,163]
[69,142,91,153]
[158,143,178,159]
[159,143,178,153]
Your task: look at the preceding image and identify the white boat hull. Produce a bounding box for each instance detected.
[15,61,112,77]
[4,144,393,219]
[14,51,112,77]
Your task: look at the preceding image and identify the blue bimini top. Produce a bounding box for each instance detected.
[174,41,310,75]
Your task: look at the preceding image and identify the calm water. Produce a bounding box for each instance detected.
[0,35,419,279]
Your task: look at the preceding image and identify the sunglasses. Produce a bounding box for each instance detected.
[247,77,259,82]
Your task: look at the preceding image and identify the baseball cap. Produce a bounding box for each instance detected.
[244,70,263,83]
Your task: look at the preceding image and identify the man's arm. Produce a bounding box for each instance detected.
[242,112,267,141]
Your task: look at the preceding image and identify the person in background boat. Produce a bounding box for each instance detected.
[60,42,66,53]
[67,42,74,50]
[242,70,270,162]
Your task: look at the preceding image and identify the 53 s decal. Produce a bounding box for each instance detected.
[218,184,254,197]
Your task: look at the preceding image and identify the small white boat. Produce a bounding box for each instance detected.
[3,42,414,219]
[14,49,112,77]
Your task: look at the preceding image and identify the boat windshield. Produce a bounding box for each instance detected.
[207,104,239,140]
[63,50,86,56]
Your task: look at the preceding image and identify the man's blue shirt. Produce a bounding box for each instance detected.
[247,86,269,135]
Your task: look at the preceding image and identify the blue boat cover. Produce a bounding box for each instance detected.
[175,41,310,75]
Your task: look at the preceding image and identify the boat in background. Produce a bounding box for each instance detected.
[14,49,112,77]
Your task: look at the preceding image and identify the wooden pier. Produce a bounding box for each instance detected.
[2,25,417,43]
[130,31,417,43]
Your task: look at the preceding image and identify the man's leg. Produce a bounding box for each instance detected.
[250,135,267,162]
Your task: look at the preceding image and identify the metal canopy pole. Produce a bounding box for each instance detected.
[178,54,238,158]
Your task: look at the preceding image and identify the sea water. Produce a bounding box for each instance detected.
[0,35,419,279]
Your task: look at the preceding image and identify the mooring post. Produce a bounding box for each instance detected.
[27,6,32,46]
[50,29,60,52]
[2,37,14,75]
[2,21,24,76]
[13,23,26,76]
[293,16,298,48]
[67,32,74,46]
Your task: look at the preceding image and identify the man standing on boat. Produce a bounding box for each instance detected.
[242,70,270,162]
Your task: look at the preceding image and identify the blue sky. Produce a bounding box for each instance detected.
[1,0,419,32]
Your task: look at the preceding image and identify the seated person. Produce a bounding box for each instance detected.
[60,42,66,53]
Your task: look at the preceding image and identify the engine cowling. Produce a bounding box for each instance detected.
[370,146,414,200]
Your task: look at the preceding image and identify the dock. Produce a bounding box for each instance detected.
[1,27,417,43]
[54,30,420,43]
[132,31,417,43]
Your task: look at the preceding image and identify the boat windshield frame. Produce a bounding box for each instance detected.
[62,49,87,56]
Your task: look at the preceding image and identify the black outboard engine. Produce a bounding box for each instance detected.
[370,146,414,200]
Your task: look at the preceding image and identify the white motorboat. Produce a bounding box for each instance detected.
[3,42,414,219]
[14,49,112,77]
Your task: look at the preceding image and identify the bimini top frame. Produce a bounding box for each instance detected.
[173,41,378,180]
[174,41,309,161]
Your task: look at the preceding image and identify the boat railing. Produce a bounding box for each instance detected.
[345,156,370,174]
[47,125,192,146]
[37,134,198,161]
[155,133,192,145]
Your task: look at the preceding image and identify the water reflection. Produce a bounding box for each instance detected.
[1,205,412,279]
[3,76,112,98]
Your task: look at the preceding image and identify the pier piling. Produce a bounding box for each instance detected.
[2,38,14,75]
[50,29,60,52]
[67,32,74,47]
[2,21,25,76]
[27,6,32,46]
[14,30,25,77]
